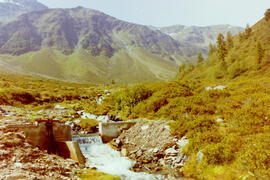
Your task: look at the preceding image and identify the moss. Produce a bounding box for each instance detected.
[76,168,120,180]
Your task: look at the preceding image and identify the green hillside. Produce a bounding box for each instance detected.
[0,7,191,83]
[78,10,270,179]
[158,24,243,57]
[0,47,180,84]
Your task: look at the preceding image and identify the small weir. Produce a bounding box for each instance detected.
[72,134,165,180]
[72,134,102,153]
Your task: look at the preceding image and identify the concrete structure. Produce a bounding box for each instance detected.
[22,123,72,151]
[21,123,85,164]
[56,141,86,164]
[99,121,136,142]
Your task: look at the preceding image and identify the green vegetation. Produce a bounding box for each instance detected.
[76,168,120,180]
[226,31,234,50]
[0,7,188,84]
[264,8,270,21]
[0,73,103,107]
[256,41,264,67]
[208,43,217,56]
[77,118,99,133]
[1,7,270,180]
[216,33,227,62]
[74,11,270,179]
[196,52,203,65]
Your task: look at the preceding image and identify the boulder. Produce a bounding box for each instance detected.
[176,136,189,147]
[141,125,149,130]
[136,149,143,157]
[14,162,23,168]
[74,120,81,124]
[216,118,225,123]
[55,105,66,110]
[165,148,178,156]
[121,148,128,156]
[213,85,226,90]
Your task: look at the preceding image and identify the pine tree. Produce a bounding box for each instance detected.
[265,8,270,21]
[226,31,234,50]
[256,41,264,65]
[196,52,203,65]
[245,24,252,38]
[217,33,227,62]
[208,43,217,56]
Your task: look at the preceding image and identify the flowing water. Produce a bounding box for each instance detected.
[72,135,165,180]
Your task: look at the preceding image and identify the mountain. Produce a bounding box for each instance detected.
[0,6,244,84]
[168,11,270,178]
[0,7,190,84]
[177,10,270,83]
[156,24,243,56]
[0,0,48,23]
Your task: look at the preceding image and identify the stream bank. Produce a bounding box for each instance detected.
[111,120,189,178]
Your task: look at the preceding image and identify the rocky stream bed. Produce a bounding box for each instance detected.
[0,105,189,179]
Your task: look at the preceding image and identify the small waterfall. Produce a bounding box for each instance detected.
[72,134,166,180]
[72,134,102,154]
[84,144,165,180]
[72,136,102,144]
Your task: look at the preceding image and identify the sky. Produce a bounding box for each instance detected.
[39,0,270,27]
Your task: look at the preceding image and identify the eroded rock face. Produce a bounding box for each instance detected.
[112,120,189,178]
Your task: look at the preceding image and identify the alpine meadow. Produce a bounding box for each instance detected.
[0,0,270,179]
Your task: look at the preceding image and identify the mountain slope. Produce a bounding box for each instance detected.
[157,24,243,56]
[0,7,188,84]
[87,12,270,178]
[178,15,270,82]
[0,0,48,22]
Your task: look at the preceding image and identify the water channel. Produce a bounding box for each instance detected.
[72,134,166,180]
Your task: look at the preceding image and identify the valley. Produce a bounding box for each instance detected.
[1,0,270,179]
[0,4,242,84]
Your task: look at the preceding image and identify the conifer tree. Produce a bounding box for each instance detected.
[245,24,252,38]
[226,31,234,50]
[217,33,227,62]
[196,52,203,65]
[208,43,217,56]
[265,8,270,21]
[256,41,264,65]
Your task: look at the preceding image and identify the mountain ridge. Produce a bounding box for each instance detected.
[0,0,48,22]
[0,7,186,84]
[155,24,243,56]
[0,5,244,84]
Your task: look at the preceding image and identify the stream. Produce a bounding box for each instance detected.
[72,135,165,180]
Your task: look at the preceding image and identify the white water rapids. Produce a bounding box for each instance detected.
[73,136,165,180]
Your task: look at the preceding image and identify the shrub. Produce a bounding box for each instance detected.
[170,116,220,153]
[240,134,270,175]
[77,119,99,133]
[115,85,153,112]
[131,82,193,118]
[177,63,195,79]
[203,143,234,165]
